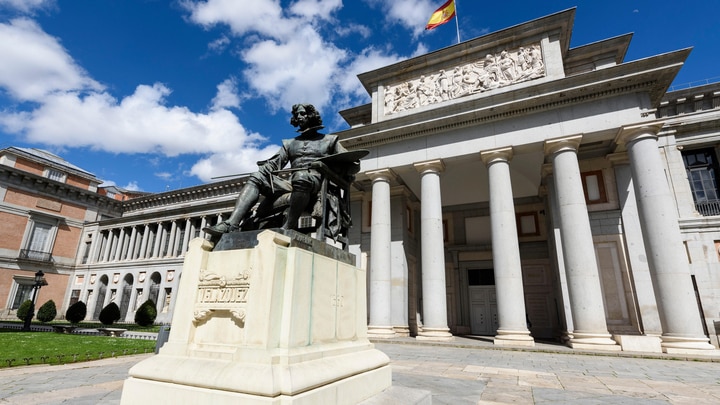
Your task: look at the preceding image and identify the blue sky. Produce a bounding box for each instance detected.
[1,0,718,193]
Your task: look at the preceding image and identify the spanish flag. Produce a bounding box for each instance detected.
[425,0,456,30]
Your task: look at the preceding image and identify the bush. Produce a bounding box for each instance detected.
[16,300,33,321]
[65,301,87,324]
[99,302,121,325]
[36,300,57,323]
[134,299,157,327]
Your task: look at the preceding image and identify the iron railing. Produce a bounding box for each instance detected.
[18,249,54,263]
[695,200,720,216]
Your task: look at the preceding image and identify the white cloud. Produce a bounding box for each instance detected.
[154,172,172,181]
[241,26,347,111]
[211,78,241,111]
[123,181,141,191]
[0,1,424,184]
[289,0,342,20]
[0,0,54,14]
[0,18,103,101]
[182,0,292,39]
[367,0,437,38]
[207,35,230,54]
[2,83,265,156]
[189,144,280,182]
[341,47,405,96]
[0,17,272,176]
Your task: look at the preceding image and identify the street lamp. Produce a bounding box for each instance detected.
[21,270,48,331]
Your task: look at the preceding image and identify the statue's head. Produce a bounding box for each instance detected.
[290,104,323,129]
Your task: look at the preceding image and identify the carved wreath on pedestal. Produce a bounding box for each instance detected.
[383,43,545,115]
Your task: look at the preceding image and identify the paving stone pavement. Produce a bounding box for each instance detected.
[1,337,720,404]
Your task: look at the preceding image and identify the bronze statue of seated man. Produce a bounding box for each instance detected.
[203,103,363,238]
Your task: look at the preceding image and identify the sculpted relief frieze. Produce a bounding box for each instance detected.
[383,43,545,115]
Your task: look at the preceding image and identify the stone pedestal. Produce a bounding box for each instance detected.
[121,230,392,405]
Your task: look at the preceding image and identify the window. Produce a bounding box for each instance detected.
[19,216,58,262]
[44,168,66,182]
[581,170,607,204]
[81,240,91,264]
[69,290,81,306]
[468,269,495,286]
[516,212,540,236]
[683,148,720,215]
[10,281,34,309]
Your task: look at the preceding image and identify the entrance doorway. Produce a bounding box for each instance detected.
[468,269,498,335]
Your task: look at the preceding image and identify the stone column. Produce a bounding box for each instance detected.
[102,230,113,262]
[86,232,99,265]
[617,124,715,352]
[367,169,396,338]
[181,218,192,255]
[138,224,150,260]
[167,221,178,257]
[127,226,138,260]
[542,166,574,342]
[414,160,453,341]
[480,147,534,347]
[544,136,618,350]
[152,223,163,258]
[113,228,126,262]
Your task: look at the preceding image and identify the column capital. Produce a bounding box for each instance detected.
[544,135,582,156]
[414,159,445,174]
[615,122,664,146]
[366,168,396,183]
[480,147,513,166]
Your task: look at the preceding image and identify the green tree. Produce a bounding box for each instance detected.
[36,300,57,323]
[99,302,121,325]
[134,299,157,327]
[65,301,87,325]
[16,300,33,321]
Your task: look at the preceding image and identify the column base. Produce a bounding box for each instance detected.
[568,332,620,351]
[612,335,662,353]
[367,326,397,339]
[494,329,535,347]
[393,326,410,337]
[417,327,454,341]
[661,335,719,355]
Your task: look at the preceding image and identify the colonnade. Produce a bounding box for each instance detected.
[88,215,224,265]
[365,127,714,352]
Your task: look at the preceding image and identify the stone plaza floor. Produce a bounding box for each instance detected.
[1,336,720,404]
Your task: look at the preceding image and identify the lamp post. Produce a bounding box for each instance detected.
[21,270,48,331]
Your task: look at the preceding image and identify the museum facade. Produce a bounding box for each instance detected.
[4,9,720,354]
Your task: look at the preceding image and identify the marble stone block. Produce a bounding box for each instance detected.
[120,231,392,404]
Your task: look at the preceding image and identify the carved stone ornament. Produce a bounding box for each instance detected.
[383,43,545,115]
[192,268,251,326]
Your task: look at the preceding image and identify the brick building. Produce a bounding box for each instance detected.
[0,147,122,319]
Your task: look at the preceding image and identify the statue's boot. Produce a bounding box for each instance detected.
[203,186,259,236]
[281,190,311,231]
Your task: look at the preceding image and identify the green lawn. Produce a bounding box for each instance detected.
[0,330,156,368]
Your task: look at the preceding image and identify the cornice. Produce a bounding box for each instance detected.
[0,165,122,214]
[121,177,248,214]
[338,49,689,151]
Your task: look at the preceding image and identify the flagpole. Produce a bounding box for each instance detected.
[454,0,461,43]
